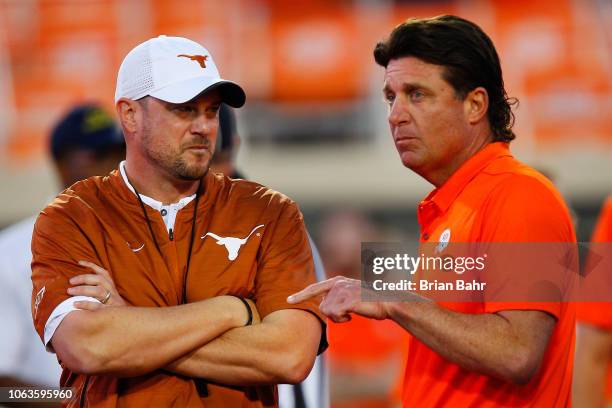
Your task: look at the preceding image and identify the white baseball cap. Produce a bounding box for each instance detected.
[115,35,246,107]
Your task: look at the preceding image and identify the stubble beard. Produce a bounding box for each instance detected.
[141,122,209,181]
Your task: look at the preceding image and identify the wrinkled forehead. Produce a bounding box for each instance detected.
[383,57,448,91]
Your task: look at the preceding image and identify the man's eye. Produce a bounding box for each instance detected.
[384,93,395,104]
[174,106,194,113]
[410,90,425,100]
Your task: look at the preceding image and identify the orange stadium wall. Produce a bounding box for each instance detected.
[0,0,610,163]
[0,0,610,225]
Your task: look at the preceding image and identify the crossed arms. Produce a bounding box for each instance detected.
[51,262,322,385]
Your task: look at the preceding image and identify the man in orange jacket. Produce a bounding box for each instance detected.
[31,35,325,407]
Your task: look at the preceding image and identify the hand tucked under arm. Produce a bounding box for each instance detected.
[52,295,251,378]
[165,308,322,386]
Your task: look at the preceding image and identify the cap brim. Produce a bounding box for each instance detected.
[149,76,246,108]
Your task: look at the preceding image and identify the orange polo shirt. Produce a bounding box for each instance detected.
[31,169,325,408]
[576,196,612,399]
[327,314,409,408]
[403,142,576,407]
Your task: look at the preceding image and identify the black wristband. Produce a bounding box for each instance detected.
[237,297,253,326]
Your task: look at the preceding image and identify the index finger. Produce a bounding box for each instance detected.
[287,279,336,304]
[69,274,104,286]
[78,260,111,279]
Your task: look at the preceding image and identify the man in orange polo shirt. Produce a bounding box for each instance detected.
[289,15,576,407]
[574,196,612,407]
[31,35,325,407]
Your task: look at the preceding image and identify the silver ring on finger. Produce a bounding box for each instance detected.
[101,290,111,304]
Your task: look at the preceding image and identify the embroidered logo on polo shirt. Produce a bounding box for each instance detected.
[34,286,45,319]
[436,228,451,253]
[202,224,264,261]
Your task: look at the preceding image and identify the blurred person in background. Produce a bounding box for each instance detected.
[290,15,577,407]
[0,104,125,392]
[574,195,612,408]
[209,105,245,179]
[318,210,408,408]
[210,104,329,408]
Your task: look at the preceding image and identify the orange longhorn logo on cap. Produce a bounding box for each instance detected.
[177,54,208,68]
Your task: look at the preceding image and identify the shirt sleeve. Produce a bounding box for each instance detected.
[31,203,103,347]
[477,175,576,317]
[44,296,100,352]
[254,200,326,323]
[592,196,612,243]
[577,196,612,328]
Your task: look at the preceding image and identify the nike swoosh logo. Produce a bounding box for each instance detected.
[127,242,145,253]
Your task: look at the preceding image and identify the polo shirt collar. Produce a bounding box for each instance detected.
[422,142,512,215]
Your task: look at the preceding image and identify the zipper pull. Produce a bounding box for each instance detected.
[169,228,174,241]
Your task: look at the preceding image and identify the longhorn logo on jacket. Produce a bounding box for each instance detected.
[202,225,264,261]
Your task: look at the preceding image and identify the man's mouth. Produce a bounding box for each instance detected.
[394,136,417,145]
[186,145,209,151]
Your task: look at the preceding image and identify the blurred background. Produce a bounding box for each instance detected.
[0,0,611,406]
[1,0,611,236]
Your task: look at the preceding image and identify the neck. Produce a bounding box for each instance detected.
[427,131,494,188]
[124,155,200,205]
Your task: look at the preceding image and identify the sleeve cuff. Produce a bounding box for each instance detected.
[43,296,100,352]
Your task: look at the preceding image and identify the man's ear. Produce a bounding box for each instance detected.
[464,87,489,125]
[116,98,141,135]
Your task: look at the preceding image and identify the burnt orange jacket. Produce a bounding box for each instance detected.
[31,170,325,407]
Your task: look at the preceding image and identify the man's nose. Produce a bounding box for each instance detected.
[191,113,215,135]
[388,96,411,127]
